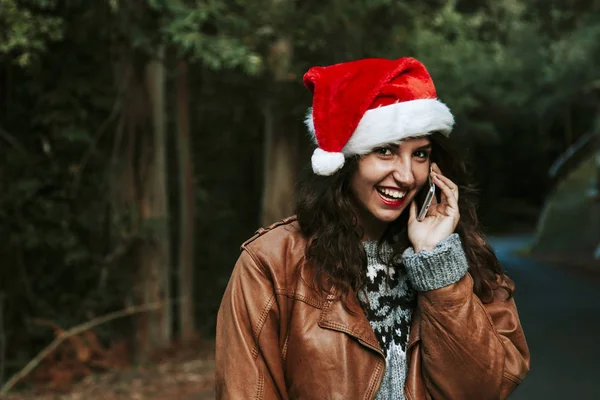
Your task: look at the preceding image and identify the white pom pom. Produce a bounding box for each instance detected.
[311,148,345,176]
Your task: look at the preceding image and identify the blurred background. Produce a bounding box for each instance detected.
[0,0,599,399]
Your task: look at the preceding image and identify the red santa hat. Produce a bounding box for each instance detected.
[303,57,454,175]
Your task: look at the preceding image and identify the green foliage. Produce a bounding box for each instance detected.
[103,0,263,73]
[0,0,64,66]
[538,13,600,119]
[404,0,548,141]
[158,0,262,73]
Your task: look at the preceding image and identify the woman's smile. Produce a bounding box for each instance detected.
[376,186,407,207]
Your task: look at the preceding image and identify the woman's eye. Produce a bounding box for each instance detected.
[374,147,392,156]
[414,150,430,160]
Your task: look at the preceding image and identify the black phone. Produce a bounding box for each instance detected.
[417,167,436,222]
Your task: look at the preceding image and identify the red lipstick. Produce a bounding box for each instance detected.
[377,191,406,207]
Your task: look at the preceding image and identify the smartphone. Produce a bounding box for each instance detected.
[417,167,436,222]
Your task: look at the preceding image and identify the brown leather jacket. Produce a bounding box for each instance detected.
[216,217,530,399]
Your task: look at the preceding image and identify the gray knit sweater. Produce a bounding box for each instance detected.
[360,233,469,400]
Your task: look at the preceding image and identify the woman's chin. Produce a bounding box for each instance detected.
[373,208,405,224]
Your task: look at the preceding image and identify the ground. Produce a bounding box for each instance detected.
[4,341,216,400]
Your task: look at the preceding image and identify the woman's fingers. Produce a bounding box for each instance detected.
[408,198,417,223]
[432,172,459,212]
[434,173,459,201]
[430,163,459,201]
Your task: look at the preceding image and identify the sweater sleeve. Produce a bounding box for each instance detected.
[215,250,288,400]
[402,233,468,291]
[402,235,530,399]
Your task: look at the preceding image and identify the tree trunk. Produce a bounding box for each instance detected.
[111,47,172,362]
[261,98,298,226]
[175,60,196,338]
[137,45,172,358]
[261,36,297,226]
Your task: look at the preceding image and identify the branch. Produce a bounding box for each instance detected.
[0,127,29,156]
[0,301,166,395]
[98,237,134,265]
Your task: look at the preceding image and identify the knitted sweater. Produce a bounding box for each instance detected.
[360,233,469,399]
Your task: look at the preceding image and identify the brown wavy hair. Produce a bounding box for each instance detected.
[295,133,511,307]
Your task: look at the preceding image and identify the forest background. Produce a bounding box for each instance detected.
[1,0,599,395]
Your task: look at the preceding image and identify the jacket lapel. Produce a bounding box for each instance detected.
[317,291,384,357]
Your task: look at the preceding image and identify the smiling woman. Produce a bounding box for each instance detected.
[350,138,432,238]
[216,57,530,400]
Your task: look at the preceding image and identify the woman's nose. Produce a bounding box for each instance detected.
[391,159,415,186]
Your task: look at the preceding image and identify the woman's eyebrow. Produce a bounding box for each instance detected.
[392,142,432,150]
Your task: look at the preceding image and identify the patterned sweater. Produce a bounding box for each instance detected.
[360,233,469,400]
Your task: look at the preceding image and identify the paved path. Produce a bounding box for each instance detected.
[490,235,600,399]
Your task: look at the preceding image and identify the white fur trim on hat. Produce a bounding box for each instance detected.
[304,108,317,144]
[311,148,345,176]
[305,99,454,155]
[344,98,454,155]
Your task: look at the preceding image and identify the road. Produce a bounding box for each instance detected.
[490,235,600,399]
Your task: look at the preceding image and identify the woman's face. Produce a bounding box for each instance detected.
[350,137,432,239]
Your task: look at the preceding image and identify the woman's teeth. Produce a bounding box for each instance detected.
[377,188,406,200]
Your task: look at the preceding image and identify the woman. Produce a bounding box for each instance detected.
[216,57,530,399]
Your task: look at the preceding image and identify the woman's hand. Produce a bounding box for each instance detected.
[408,163,460,253]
